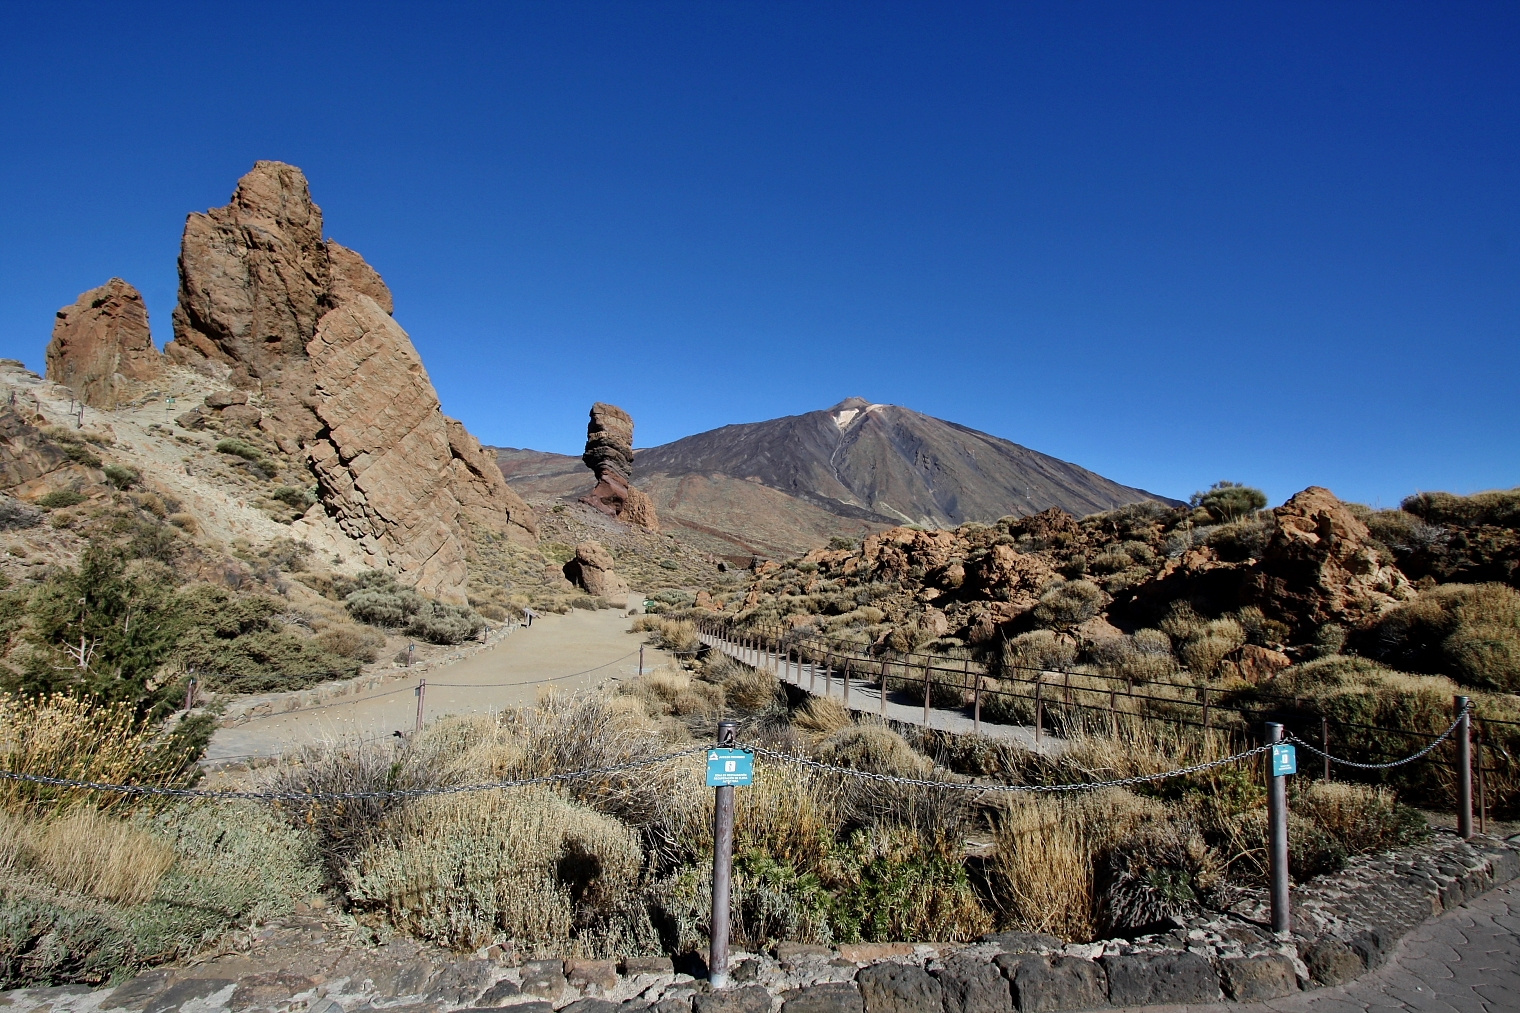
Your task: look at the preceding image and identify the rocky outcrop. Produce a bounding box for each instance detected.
[581,403,659,531]
[164,161,536,598]
[1249,486,1415,634]
[563,540,629,599]
[45,279,162,408]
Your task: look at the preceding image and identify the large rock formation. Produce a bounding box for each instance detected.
[1249,486,1415,634]
[563,540,629,599]
[580,403,659,531]
[165,161,536,598]
[45,279,162,407]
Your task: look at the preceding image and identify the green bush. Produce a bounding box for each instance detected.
[37,490,85,509]
[343,573,485,644]
[214,439,262,461]
[1365,583,1520,691]
[271,486,317,509]
[1191,482,1267,523]
[1402,488,1520,529]
[101,465,139,490]
[1032,580,1106,631]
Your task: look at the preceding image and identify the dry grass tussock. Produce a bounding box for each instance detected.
[633,617,701,656]
[792,695,853,737]
[618,667,725,722]
[0,808,176,904]
[0,694,195,815]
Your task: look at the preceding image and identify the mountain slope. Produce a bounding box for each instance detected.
[497,398,1178,561]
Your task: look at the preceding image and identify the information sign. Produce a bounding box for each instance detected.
[1271,743,1297,777]
[706,748,755,787]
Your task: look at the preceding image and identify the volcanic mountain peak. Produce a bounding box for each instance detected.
[829,396,881,430]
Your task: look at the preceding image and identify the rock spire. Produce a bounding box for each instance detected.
[45,279,162,408]
[581,402,659,531]
[165,160,536,599]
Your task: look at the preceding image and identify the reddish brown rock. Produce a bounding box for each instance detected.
[1249,486,1415,634]
[580,403,659,532]
[45,279,162,407]
[1238,643,1291,683]
[164,161,536,598]
[563,540,629,598]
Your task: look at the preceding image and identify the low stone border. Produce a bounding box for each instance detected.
[3,832,1514,1013]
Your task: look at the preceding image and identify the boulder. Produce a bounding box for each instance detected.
[45,278,162,407]
[1219,954,1298,1001]
[164,161,536,599]
[1238,643,1291,683]
[580,402,659,531]
[1249,487,1416,635]
[691,986,772,1013]
[564,540,629,598]
[780,983,863,1013]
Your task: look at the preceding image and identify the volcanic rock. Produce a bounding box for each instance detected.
[45,279,162,407]
[1249,486,1415,634]
[164,161,536,598]
[580,403,659,531]
[563,540,629,599]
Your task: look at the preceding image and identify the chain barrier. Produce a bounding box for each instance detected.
[742,740,1275,793]
[0,745,707,804]
[1288,701,1472,770]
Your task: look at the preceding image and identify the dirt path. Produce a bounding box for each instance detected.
[205,609,671,762]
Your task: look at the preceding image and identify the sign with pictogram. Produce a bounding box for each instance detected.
[705,748,755,787]
[1271,743,1297,776]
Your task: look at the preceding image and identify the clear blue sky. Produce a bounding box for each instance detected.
[2,2,1516,509]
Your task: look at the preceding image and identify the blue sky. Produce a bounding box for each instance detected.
[1,2,1515,509]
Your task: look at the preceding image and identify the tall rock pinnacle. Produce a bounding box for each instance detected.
[165,160,537,599]
[46,279,162,408]
[581,402,659,531]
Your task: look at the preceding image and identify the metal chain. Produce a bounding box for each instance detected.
[0,745,706,804]
[1288,701,1472,770]
[741,741,1275,793]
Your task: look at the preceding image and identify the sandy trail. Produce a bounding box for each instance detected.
[205,609,671,762]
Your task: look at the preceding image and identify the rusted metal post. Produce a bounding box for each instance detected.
[414,678,427,733]
[843,659,850,707]
[1201,683,1210,731]
[709,720,738,989]
[1321,716,1331,781]
[1456,696,1473,840]
[1477,726,1487,836]
[639,644,645,677]
[183,676,198,711]
[1034,673,1043,746]
[880,658,888,716]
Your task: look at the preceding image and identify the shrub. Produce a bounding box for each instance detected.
[101,465,139,490]
[1365,583,1520,691]
[819,725,930,778]
[344,575,486,644]
[271,486,317,509]
[315,624,385,662]
[343,785,652,954]
[1093,821,1218,936]
[1191,481,1267,523]
[1001,630,1077,675]
[1402,488,1520,529]
[1206,518,1272,562]
[166,513,197,534]
[214,438,262,462]
[37,489,84,509]
[1031,580,1106,631]
[22,809,175,904]
[1179,618,1246,678]
[1292,781,1426,855]
[0,497,41,530]
[1088,630,1175,683]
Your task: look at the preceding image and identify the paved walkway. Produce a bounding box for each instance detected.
[1111,880,1520,1013]
[700,631,1054,752]
[206,609,672,761]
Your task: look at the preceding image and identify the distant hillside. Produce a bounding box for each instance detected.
[496,399,1178,561]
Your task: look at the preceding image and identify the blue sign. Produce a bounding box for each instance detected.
[706,748,755,787]
[1271,743,1297,777]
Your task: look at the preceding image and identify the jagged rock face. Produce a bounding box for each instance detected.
[45,279,162,407]
[563,540,629,598]
[166,161,536,598]
[1249,486,1415,633]
[580,402,659,531]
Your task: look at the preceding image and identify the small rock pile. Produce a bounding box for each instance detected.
[4,833,1513,1013]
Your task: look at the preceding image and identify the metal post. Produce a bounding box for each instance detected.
[709,720,738,990]
[810,651,817,693]
[923,660,931,726]
[1034,673,1043,745]
[639,644,645,677]
[1477,727,1487,836]
[184,676,198,711]
[1456,696,1473,840]
[843,659,850,706]
[1321,716,1331,781]
[881,659,889,716]
[825,650,832,697]
[1201,683,1210,731]
[971,659,981,735]
[414,679,427,733]
[1266,722,1290,933]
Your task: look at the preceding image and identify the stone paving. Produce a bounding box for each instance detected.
[1109,878,1520,1013]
